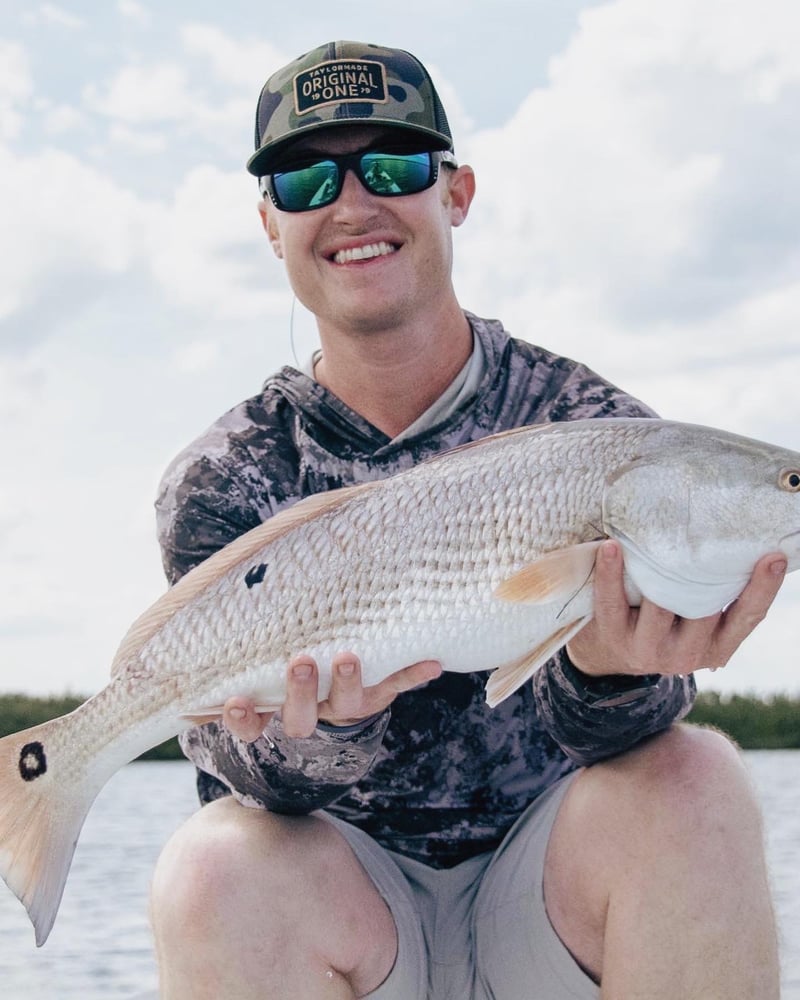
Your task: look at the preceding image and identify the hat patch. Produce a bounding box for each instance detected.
[294,59,388,115]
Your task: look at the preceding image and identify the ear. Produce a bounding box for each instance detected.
[446,164,476,228]
[258,198,284,259]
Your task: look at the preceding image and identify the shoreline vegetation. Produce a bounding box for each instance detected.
[0,691,799,758]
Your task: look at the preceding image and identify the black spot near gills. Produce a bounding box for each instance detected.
[244,563,268,589]
[18,741,47,782]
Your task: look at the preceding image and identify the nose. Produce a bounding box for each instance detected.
[332,166,375,215]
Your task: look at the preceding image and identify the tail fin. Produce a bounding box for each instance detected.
[0,716,101,946]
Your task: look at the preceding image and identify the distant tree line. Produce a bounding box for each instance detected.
[0,693,181,760]
[687,691,800,749]
[1,690,799,758]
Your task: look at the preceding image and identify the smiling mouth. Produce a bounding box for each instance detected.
[332,241,398,265]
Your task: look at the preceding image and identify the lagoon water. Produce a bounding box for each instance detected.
[0,754,798,999]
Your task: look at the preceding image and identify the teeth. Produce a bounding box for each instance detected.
[333,241,396,265]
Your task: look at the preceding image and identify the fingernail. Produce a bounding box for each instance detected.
[770,558,787,576]
[602,540,618,561]
[337,661,356,677]
[292,662,313,679]
[228,707,246,720]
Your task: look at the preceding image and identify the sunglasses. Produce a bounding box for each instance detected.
[264,149,458,213]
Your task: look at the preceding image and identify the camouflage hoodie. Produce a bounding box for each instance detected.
[156,313,695,868]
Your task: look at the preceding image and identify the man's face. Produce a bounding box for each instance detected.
[260,125,473,337]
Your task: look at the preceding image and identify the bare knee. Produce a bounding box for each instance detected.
[152,797,343,934]
[627,723,762,838]
[150,798,398,995]
[560,724,765,862]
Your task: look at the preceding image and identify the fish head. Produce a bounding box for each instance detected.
[601,423,800,618]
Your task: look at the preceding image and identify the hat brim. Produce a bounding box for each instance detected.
[247,119,452,176]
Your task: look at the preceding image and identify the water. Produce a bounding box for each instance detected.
[0,754,798,999]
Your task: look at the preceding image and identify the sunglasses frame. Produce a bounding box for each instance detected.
[262,149,458,213]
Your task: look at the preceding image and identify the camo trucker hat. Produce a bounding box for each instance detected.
[247,40,454,176]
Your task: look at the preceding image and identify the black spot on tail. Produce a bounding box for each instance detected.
[19,741,47,782]
[245,563,268,589]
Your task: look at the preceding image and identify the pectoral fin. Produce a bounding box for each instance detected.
[485,616,590,707]
[493,541,603,605]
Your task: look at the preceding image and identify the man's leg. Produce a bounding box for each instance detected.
[544,724,779,999]
[150,798,398,999]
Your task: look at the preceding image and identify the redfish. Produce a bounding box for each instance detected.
[2,417,800,945]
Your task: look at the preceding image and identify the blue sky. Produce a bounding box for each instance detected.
[1,0,799,696]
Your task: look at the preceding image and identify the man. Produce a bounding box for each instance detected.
[151,41,784,999]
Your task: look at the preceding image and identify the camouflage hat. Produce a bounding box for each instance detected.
[247,40,454,176]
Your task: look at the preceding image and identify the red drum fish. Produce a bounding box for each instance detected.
[1,418,799,945]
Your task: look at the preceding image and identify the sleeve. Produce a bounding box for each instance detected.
[532,648,697,767]
[179,712,390,812]
[156,448,389,813]
[156,453,265,584]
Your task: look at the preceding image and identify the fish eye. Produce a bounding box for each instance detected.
[780,468,800,492]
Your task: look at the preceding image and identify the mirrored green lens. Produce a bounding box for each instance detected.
[360,152,432,195]
[272,160,340,211]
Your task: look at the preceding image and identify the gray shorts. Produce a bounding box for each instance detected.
[323,772,599,1000]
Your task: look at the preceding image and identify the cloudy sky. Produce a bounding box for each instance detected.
[1,0,799,697]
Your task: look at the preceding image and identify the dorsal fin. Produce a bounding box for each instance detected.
[421,424,542,464]
[111,481,378,674]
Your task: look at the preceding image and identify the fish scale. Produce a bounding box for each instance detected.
[2,417,800,945]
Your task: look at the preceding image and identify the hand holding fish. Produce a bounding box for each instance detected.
[567,541,787,678]
[222,654,443,741]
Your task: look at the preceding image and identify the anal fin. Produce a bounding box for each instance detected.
[485,616,590,707]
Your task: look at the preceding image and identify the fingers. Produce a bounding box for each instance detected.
[222,696,274,742]
[318,655,442,727]
[323,654,368,723]
[591,540,633,635]
[706,553,786,667]
[222,653,443,742]
[646,553,786,673]
[568,543,787,678]
[377,659,443,697]
[222,656,324,741]
[280,656,323,737]
[567,540,636,675]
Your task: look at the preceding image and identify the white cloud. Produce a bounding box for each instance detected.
[172,339,220,373]
[118,0,151,25]
[84,63,194,125]
[108,121,167,153]
[0,146,152,330]
[0,40,32,140]
[458,0,800,351]
[25,4,85,29]
[0,344,169,696]
[35,99,86,136]
[82,53,254,156]
[147,163,282,321]
[179,24,287,90]
[689,0,800,103]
